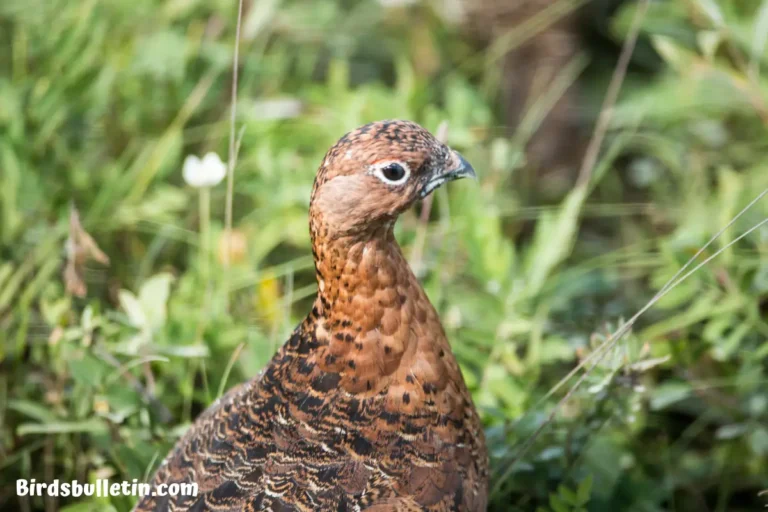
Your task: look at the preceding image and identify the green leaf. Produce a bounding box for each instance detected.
[7,400,59,423]
[583,436,623,499]
[103,384,143,422]
[18,419,108,436]
[138,272,174,331]
[650,382,692,410]
[697,30,722,60]
[651,36,698,71]
[61,501,117,512]
[749,427,768,456]
[0,143,22,242]
[539,337,575,364]
[549,493,570,512]
[712,322,750,361]
[119,289,147,330]
[716,423,748,440]
[155,344,210,358]
[0,262,13,291]
[525,185,587,296]
[131,30,188,82]
[113,185,187,227]
[691,0,725,27]
[462,187,515,284]
[576,474,593,505]
[68,352,108,387]
[558,484,578,506]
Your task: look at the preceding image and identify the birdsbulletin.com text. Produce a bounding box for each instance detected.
[16,479,198,499]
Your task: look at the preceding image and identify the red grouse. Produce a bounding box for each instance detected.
[135,120,489,511]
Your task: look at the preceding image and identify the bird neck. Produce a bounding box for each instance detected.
[302,222,459,403]
[312,223,401,314]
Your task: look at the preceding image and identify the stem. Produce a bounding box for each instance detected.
[225,0,244,250]
[200,187,211,287]
[223,0,246,313]
[576,0,649,188]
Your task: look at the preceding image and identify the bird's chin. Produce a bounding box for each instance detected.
[419,176,453,198]
[418,151,476,198]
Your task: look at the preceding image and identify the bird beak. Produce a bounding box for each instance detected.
[419,151,477,198]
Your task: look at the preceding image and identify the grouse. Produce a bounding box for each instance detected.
[134,120,489,511]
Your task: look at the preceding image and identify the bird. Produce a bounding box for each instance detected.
[134,120,489,512]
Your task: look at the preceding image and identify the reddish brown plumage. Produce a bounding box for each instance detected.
[134,120,488,512]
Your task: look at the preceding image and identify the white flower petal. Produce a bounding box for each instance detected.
[200,152,227,186]
[183,155,204,187]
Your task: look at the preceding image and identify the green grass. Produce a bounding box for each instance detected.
[1,0,768,511]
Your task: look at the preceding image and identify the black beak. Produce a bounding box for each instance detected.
[419,151,477,198]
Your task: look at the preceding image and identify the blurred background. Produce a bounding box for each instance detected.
[2,0,768,510]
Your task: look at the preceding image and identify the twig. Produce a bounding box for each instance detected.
[576,0,650,188]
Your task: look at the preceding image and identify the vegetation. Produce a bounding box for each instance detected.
[1,0,767,510]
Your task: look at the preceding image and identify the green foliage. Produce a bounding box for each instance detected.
[537,475,593,512]
[1,0,767,511]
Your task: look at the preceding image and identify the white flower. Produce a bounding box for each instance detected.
[182,152,226,188]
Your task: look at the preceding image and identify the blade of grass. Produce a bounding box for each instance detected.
[217,342,246,399]
[576,0,650,188]
[224,0,245,243]
[223,0,246,312]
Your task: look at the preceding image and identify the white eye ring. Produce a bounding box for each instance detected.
[369,160,411,186]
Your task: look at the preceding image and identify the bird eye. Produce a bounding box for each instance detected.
[371,161,410,186]
[382,163,406,181]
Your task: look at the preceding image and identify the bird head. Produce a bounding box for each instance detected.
[310,120,475,238]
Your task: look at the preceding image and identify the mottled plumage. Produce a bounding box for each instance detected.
[134,120,488,512]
